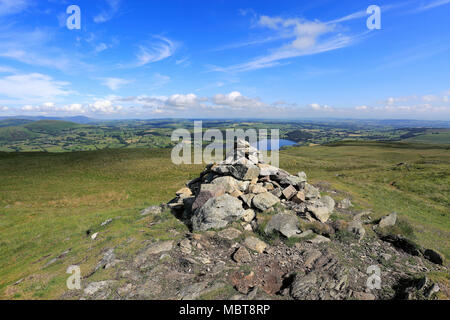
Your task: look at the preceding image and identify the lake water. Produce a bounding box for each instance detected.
[252,139,297,151]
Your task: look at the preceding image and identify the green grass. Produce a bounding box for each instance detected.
[0,141,449,299]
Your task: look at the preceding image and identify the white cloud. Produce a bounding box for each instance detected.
[94,0,121,23]
[89,99,123,114]
[135,36,176,67]
[212,14,364,73]
[0,105,8,111]
[0,0,30,16]
[414,0,450,12]
[101,77,132,91]
[167,94,203,109]
[309,103,333,111]
[0,73,71,101]
[212,91,266,109]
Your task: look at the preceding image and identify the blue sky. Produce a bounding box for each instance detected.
[0,0,449,120]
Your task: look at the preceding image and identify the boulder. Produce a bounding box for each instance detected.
[306,201,331,223]
[304,183,320,200]
[252,192,280,211]
[271,188,283,198]
[248,184,267,194]
[191,184,225,211]
[264,213,301,238]
[211,176,240,194]
[242,209,256,222]
[257,164,279,176]
[347,220,366,240]
[297,171,307,181]
[338,198,353,209]
[191,194,245,231]
[229,163,260,181]
[307,235,331,244]
[290,273,317,300]
[291,191,306,204]
[282,185,297,200]
[233,247,252,263]
[321,196,335,212]
[240,194,255,207]
[279,175,305,187]
[244,236,267,253]
[379,212,397,228]
[218,228,242,240]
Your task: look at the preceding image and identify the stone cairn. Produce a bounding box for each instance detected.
[168,139,335,236]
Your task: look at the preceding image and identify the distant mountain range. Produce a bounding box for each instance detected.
[0,116,95,124]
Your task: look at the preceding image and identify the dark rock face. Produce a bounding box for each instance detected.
[379,234,421,256]
[423,249,444,265]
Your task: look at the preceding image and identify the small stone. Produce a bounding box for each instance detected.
[233,247,252,263]
[244,236,267,253]
[91,232,98,240]
[179,238,192,254]
[297,172,307,181]
[101,218,113,227]
[304,183,320,200]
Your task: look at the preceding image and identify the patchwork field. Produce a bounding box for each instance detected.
[0,141,448,299]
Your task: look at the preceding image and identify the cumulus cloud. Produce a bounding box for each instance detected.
[89,99,123,114]
[212,91,266,109]
[0,105,8,111]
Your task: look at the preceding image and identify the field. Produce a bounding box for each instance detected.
[0,141,449,299]
[1,118,448,152]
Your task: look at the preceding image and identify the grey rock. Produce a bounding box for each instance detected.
[306,201,331,223]
[321,196,335,213]
[307,235,331,244]
[101,218,113,227]
[297,171,307,181]
[290,273,317,300]
[425,283,440,298]
[252,192,280,211]
[233,247,252,263]
[282,185,297,200]
[264,213,301,238]
[304,183,321,200]
[211,176,240,194]
[84,280,116,296]
[191,194,245,231]
[141,205,163,216]
[347,220,366,240]
[229,163,260,181]
[191,184,225,211]
[218,228,242,240]
[244,236,267,253]
[338,198,353,209]
[279,175,305,187]
[379,212,397,228]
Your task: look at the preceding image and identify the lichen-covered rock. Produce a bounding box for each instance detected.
[252,192,280,211]
[191,194,245,231]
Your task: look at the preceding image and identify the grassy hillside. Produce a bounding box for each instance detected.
[0,126,39,142]
[0,119,34,128]
[0,141,448,299]
[23,120,82,134]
